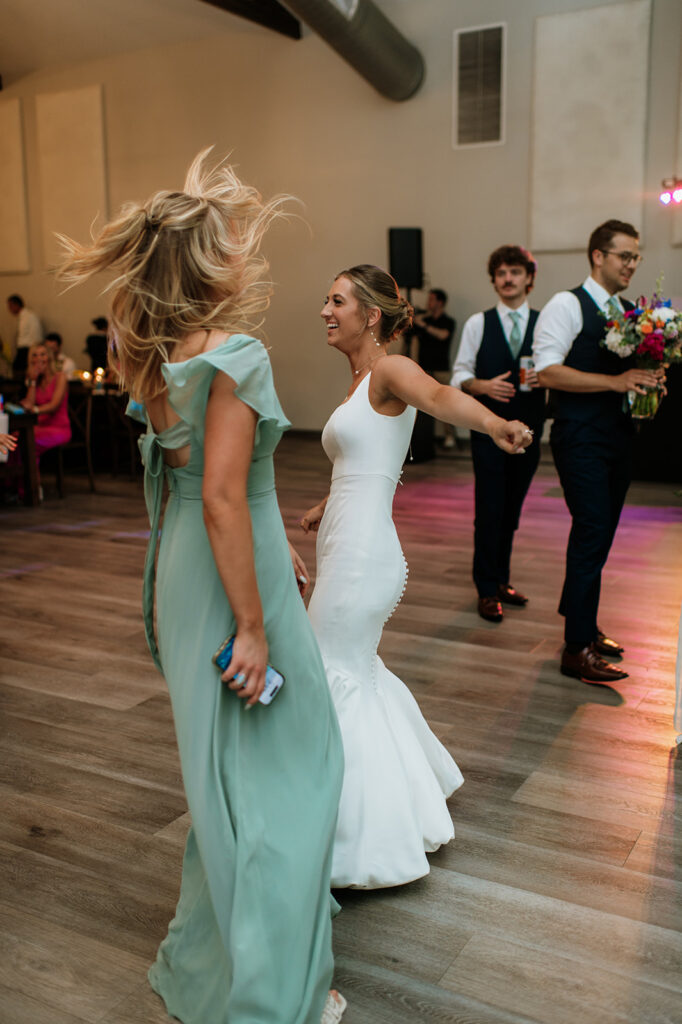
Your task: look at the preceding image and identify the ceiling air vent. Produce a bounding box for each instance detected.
[453,24,505,148]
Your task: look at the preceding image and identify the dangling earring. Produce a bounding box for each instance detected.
[370,328,380,346]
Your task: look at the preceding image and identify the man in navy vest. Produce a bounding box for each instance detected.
[534,220,661,684]
[453,245,544,622]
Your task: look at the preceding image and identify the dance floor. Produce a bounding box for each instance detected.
[0,434,680,1024]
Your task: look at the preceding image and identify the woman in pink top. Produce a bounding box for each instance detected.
[21,342,71,458]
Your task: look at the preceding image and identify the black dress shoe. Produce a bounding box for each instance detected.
[497,584,528,606]
[594,629,624,657]
[560,643,628,685]
[478,596,503,622]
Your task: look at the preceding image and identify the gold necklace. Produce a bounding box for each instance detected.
[352,351,385,376]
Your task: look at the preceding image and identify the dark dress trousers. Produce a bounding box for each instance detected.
[471,307,544,598]
[410,312,456,463]
[549,286,635,647]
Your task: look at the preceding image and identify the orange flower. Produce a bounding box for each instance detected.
[639,320,653,334]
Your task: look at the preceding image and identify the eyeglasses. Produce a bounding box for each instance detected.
[599,250,643,266]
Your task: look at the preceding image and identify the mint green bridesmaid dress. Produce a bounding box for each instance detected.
[137,335,344,1024]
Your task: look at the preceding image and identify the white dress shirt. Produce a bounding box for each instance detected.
[57,353,77,380]
[532,276,622,373]
[16,307,43,350]
[451,301,530,388]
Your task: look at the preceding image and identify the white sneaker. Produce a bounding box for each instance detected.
[321,991,346,1023]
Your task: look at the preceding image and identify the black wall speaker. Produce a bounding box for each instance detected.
[388,227,423,289]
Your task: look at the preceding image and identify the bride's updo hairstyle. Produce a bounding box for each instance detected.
[338,265,413,343]
[57,148,288,400]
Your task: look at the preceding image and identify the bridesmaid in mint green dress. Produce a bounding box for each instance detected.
[57,152,345,1024]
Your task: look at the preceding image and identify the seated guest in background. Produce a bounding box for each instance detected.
[85,316,108,372]
[45,332,77,379]
[409,288,456,459]
[21,343,71,463]
[452,244,544,623]
[7,294,42,377]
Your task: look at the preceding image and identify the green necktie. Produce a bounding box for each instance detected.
[508,311,523,359]
[606,296,621,320]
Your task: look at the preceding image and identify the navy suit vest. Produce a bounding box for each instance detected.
[475,307,545,428]
[551,286,634,429]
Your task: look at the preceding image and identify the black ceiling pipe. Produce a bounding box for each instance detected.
[199,1,301,40]
[283,0,424,101]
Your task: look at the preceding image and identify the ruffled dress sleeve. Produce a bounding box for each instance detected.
[160,335,290,449]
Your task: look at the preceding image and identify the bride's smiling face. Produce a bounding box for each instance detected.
[321,276,368,351]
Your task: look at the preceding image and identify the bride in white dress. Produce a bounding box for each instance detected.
[301,265,533,889]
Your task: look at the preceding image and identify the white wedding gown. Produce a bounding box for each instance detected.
[308,373,464,889]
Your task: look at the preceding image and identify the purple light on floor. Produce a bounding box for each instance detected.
[20,519,104,533]
[620,505,682,524]
[0,563,49,578]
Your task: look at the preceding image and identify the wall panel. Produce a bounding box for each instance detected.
[0,98,30,273]
[530,1,650,251]
[35,85,108,267]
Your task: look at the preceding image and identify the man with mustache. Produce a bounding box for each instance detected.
[534,219,661,684]
[453,245,544,622]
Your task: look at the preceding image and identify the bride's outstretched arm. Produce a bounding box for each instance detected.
[376,355,532,456]
[287,540,310,596]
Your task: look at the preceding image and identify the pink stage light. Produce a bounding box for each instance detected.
[659,178,682,206]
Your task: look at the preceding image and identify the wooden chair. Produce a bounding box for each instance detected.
[105,387,143,478]
[43,386,96,497]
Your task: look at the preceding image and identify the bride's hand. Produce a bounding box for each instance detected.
[287,541,310,596]
[299,501,326,534]
[490,418,533,454]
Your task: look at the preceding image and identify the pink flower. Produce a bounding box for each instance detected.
[636,333,665,361]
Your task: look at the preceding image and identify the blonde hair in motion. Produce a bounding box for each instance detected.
[57,148,289,400]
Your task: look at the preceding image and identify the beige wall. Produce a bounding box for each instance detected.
[1,0,680,427]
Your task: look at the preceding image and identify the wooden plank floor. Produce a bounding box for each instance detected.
[1,436,680,1024]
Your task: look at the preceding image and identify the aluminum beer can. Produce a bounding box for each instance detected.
[519,356,534,392]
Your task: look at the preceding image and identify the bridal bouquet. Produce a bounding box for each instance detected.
[602,278,682,419]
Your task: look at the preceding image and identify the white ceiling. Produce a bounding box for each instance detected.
[0,0,261,87]
[0,0,410,89]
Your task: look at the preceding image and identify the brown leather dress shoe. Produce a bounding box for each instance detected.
[478,596,503,622]
[594,629,624,657]
[497,584,528,606]
[560,643,628,685]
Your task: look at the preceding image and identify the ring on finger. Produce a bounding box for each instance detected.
[234,672,247,686]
